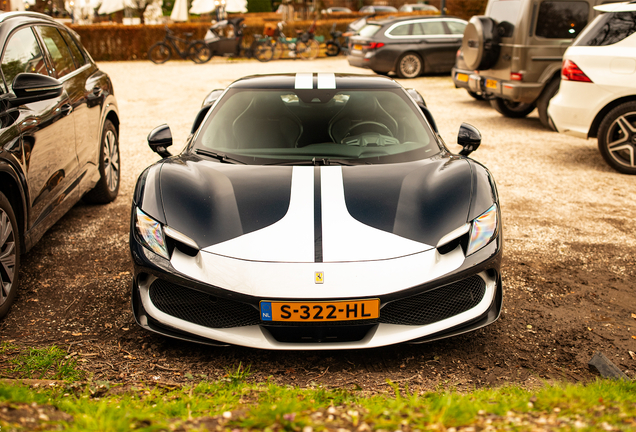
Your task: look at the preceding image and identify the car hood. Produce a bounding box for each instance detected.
[139,155,486,263]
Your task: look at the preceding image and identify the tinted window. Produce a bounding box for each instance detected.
[446,20,467,35]
[1,27,48,93]
[60,30,86,67]
[535,1,589,38]
[574,12,636,46]
[196,88,439,164]
[358,24,382,37]
[389,24,411,36]
[415,21,446,35]
[37,26,76,78]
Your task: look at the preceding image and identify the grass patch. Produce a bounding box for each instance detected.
[8,345,85,381]
[0,375,635,431]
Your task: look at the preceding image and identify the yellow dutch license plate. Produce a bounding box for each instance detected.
[260,299,380,322]
[456,73,469,82]
[353,44,363,51]
[485,79,498,89]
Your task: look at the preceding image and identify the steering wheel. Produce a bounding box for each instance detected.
[342,121,393,141]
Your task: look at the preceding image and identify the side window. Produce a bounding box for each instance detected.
[60,30,87,67]
[389,24,411,36]
[446,21,467,35]
[577,12,636,46]
[535,1,589,39]
[1,27,48,94]
[36,26,76,78]
[416,21,446,35]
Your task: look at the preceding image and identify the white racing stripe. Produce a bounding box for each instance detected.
[320,166,433,262]
[204,166,315,262]
[295,73,313,89]
[317,73,336,89]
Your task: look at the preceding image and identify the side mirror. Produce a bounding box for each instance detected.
[148,124,173,158]
[10,73,63,106]
[458,122,481,156]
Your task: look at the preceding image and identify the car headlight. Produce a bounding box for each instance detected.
[135,207,169,259]
[466,204,498,256]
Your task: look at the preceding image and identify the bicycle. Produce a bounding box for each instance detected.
[204,18,274,62]
[271,21,320,60]
[148,26,212,64]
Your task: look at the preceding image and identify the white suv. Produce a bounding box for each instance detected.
[548,1,636,175]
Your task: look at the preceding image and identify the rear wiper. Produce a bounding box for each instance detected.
[195,149,246,164]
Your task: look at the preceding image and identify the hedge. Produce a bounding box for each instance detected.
[68,11,440,62]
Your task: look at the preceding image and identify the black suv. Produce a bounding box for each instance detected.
[0,12,120,318]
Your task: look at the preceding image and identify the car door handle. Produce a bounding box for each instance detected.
[61,103,73,116]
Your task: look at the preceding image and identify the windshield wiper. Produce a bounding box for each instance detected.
[311,157,355,166]
[195,149,246,164]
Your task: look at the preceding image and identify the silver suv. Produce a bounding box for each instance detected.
[452,0,605,128]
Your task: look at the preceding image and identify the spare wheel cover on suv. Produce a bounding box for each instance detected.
[462,16,501,70]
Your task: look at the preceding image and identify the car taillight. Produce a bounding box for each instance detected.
[562,60,592,83]
[510,72,523,81]
[367,42,385,49]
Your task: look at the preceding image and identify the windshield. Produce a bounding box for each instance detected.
[194,88,440,165]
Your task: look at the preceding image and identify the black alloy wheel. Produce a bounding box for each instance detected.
[189,42,213,64]
[597,102,636,175]
[148,42,172,64]
[396,53,422,79]
[84,120,121,203]
[0,191,19,320]
[490,97,535,118]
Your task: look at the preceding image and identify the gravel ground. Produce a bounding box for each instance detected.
[1,57,635,392]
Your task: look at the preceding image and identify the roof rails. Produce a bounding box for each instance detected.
[0,11,57,24]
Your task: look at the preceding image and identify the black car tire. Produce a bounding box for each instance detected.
[597,101,636,175]
[84,120,120,203]
[326,42,340,56]
[462,16,500,70]
[537,77,560,130]
[148,42,172,64]
[189,42,213,64]
[396,53,422,79]
[490,97,535,118]
[0,191,20,320]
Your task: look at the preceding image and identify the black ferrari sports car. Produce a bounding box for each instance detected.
[130,73,503,349]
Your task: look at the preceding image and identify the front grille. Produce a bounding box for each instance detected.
[379,276,486,326]
[263,324,375,343]
[149,279,260,328]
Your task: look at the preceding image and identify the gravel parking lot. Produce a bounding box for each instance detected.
[1,58,634,392]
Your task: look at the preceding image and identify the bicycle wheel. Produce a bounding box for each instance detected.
[189,41,212,64]
[253,41,274,62]
[273,41,285,60]
[148,42,172,64]
[298,39,319,60]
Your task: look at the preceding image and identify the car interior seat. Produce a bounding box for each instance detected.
[232,95,303,149]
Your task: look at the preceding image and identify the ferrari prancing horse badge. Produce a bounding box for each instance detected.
[315,272,324,284]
